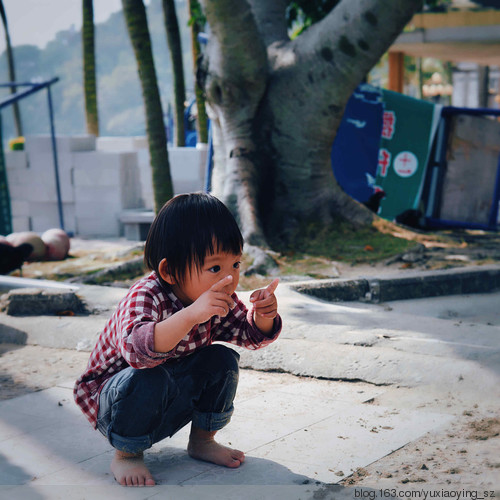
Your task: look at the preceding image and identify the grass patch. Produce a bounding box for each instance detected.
[275,219,414,265]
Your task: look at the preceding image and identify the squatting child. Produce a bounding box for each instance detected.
[74,192,282,487]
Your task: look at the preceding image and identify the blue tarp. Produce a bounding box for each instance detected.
[331,84,383,205]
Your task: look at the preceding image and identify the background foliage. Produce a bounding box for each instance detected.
[0,0,193,140]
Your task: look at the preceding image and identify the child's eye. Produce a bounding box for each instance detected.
[233,261,241,269]
[208,265,221,273]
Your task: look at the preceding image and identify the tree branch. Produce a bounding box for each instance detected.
[199,0,268,127]
[301,0,423,91]
[268,0,423,144]
[247,0,288,47]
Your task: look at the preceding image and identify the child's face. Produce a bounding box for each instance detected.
[173,251,242,306]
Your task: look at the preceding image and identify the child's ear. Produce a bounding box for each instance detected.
[158,258,176,285]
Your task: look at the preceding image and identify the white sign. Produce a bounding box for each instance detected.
[393,151,418,178]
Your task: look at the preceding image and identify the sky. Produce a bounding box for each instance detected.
[0,0,145,53]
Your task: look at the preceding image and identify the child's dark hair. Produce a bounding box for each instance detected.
[144,192,244,286]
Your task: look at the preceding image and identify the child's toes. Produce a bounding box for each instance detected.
[232,449,245,463]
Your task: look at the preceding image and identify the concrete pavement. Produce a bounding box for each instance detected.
[0,265,499,498]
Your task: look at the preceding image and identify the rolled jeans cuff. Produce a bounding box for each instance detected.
[108,429,152,455]
[191,405,234,432]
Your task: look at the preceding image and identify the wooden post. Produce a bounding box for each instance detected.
[388,51,405,93]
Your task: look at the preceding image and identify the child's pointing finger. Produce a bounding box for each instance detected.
[266,278,280,295]
[249,278,280,303]
[211,275,233,292]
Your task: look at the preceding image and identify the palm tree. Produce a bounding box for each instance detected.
[0,0,22,137]
[188,0,208,144]
[82,0,99,136]
[162,0,185,146]
[122,0,173,211]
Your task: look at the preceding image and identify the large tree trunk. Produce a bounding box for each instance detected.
[162,0,186,147]
[199,0,423,248]
[82,0,99,136]
[122,0,174,212]
[0,1,22,137]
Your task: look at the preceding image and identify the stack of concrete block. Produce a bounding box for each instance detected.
[5,135,95,234]
[5,135,208,239]
[97,137,152,209]
[97,137,208,209]
[73,149,142,237]
[5,150,30,233]
[5,135,144,238]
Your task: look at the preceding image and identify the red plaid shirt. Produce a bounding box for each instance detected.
[74,272,282,428]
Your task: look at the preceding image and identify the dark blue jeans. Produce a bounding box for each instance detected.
[96,344,240,454]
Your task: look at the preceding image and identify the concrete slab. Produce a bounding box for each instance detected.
[0,371,452,495]
[235,287,500,387]
[0,280,499,387]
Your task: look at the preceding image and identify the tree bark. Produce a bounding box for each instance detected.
[162,0,186,146]
[199,0,423,247]
[0,0,22,137]
[82,0,99,136]
[122,0,174,212]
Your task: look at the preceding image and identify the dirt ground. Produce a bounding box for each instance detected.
[340,404,500,491]
[1,230,499,490]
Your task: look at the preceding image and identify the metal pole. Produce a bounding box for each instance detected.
[488,153,500,230]
[0,113,12,234]
[204,120,213,192]
[46,84,65,231]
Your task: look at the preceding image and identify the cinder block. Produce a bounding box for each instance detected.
[96,136,148,152]
[28,152,72,174]
[75,185,121,205]
[96,139,152,210]
[96,136,136,151]
[29,202,75,234]
[76,213,120,238]
[5,166,26,185]
[10,178,73,204]
[25,136,53,155]
[19,155,74,202]
[9,182,53,203]
[132,137,148,149]
[136,149,153,209]
[73,165,119,187]
[173,179,204,195]
[169,147,202,181]
[4,151,27,169]
[59,135,96,153]
[11,216,30,233]
[73,151,125,186]
[30,211,61,233]
[12,168,47,185]
[120,153,143,208]
[25,135,96,155]
[11,200,30,217]
[75,200,120,219]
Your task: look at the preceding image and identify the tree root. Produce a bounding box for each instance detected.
[243,244,279,276]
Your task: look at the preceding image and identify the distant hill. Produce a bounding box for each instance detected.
[0,0,194,141]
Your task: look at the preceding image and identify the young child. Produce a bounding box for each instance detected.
[74,192,281,487]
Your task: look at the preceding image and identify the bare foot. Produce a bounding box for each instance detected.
[188,427,245,468]
[111,450,156,487]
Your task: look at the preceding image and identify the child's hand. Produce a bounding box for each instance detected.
[187,275,235,324]
[249,278,279,319]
